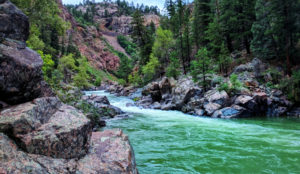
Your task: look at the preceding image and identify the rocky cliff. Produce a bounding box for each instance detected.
[57,0,120,72]
[0,1,138,173]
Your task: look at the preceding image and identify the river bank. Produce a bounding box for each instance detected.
[97,58,300,119]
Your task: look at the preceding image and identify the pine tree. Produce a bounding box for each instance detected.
[191,48,214,92]
[192,0,211,50]
[183,7,191,70]
[131,10,153,65]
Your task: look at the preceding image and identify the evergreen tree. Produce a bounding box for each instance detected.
[192,0,211,50]
[131,10,153,65]
[191,48,214,92]
[251,0,300,75]
[166,51,181,79]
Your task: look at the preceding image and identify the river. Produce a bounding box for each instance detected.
[85,91,300,174]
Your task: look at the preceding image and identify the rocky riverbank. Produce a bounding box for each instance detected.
[0,1,138,173]
[101,59,300,119]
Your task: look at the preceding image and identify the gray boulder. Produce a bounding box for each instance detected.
[204,102,222,116]
[212,105,251,119]
[204,90,229,107]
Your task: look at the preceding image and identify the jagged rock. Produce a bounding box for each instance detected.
[21,105,92,159]
[234,95,258,112]
[172,77,202,109]
[0,97,62,136]
[0,133,49,174]
[183,97,205,113]
[159,77,172,94]
[212,105,251,119]
[77,130,138,174]
[204,103,222,116]
[204,90,229,107]
[0,0,29,41]
[0,39,44,105]
[82,94,124,120]
[0,98,92,159]
[82,95,110,105]
[142,82,161,102]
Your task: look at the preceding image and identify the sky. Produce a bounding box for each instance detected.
[62,0,166,11]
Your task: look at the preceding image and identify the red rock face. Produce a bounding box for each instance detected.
[56,0,120,71]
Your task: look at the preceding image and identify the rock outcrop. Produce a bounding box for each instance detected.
[57,0,120,72]
[0,2,138,173]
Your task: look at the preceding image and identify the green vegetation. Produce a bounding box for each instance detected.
[12,0,300,105]
[117,35,137,57]
[191,48,214,91]
[166,51,181,79]
[142,54,160,83]
[218,74,244,95]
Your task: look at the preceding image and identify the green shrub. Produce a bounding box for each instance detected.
[142,54,160,83]
[218,74,243,95]
[117,35,137,56]
[279,70,300,102]
[129,71,142,86]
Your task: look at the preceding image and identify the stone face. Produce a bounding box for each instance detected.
[204,90,229,107]
[77,129,138,174]
[0,39,44,104]
[0,97,62,136]
[172,77,202,109]
[204,102,222,116]
[0,1,29,41]
[0,133,49,174]
[0,98,92,159]
[21,104,92,159]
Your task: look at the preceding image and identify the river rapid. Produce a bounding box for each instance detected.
[85,91,300,174]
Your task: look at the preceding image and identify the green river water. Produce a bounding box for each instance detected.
[86,91,300,174]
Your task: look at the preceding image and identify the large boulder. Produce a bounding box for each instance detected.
[0,97,92,159]
[0,0,29,41]
[171,77,202,109]
[0,39,44,104]
[204,90,229,107]
[212,105,251,119]
[21,105,92,159]
[82,94,124,120]
[77,129,138,174]
[234,95,258,112]
[0,97,62,136]
[204,102,222,116]
[0,133,49,173]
